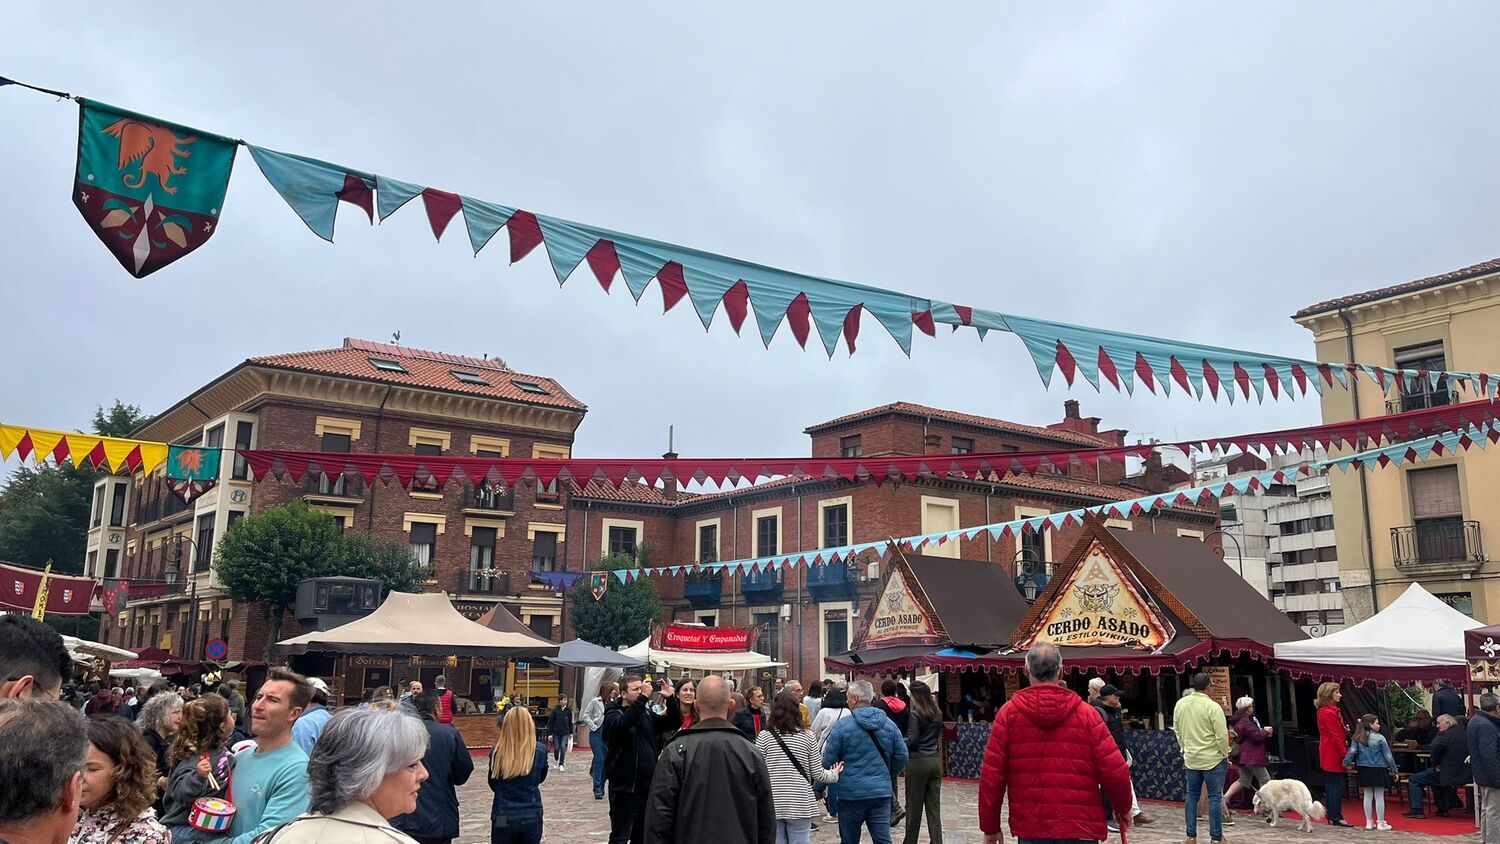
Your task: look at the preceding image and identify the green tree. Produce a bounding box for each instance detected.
[339,531,427,595]
[215,500,345,659]
[0,464,96,574]
[569,553,662,649]
[92,400,151,438]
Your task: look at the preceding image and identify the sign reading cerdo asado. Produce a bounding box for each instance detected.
[1019,542,1174,651]
[651,622,759,653]
[862,569,944,648]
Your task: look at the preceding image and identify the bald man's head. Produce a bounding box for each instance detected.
[696,675,731,719]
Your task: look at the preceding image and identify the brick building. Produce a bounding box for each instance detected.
[85,338,585,663]
[568,400,1219,683]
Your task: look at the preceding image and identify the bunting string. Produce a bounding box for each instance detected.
[612,418,1500,583]
[6,75,1500,402]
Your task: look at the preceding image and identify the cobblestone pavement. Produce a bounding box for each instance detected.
[454,749,1479,843]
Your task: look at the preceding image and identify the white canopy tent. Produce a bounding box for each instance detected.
[1274,583,1481,681]
[62,636,137,662]
[620,635,784,672]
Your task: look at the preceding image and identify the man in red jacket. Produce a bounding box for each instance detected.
[979,642,1133,844]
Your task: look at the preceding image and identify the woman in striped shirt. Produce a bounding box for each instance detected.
[756,693,843,844]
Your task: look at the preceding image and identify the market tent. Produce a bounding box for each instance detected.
[476,602,541,637]
[1275,583,1481,683]
[62,636,137,662]
[620,636,784,671]
[548,638,645,669]
[278,591,558,657]
[111,646,176,670]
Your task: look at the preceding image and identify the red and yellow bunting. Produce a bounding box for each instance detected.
[0,424,168,475]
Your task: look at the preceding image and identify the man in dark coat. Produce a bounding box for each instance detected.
[1432,680,1465,721]
[391,692,474,844]
[604,675,682,844]
[1094,684,1152,828]
[644,675,774,844]
[1468,694,1500,842]
[548,695,576,770]
[1406,714,1470,819]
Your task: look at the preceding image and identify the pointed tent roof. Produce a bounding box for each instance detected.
[278,591,558,657]
[1012,515,1306,659]
[1276,583,1482,668]
[476,602,540,637]
[852,551,1027,653]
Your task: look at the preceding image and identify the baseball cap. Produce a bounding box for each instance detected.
[308,677,330,694]
[1098,684,1120,698]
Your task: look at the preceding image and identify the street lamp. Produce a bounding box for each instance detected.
[1206,528,1244,578]
[164,536,201,660]
[1014,548,1048,603]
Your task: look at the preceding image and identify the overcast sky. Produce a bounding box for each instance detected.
[5,4,1500,468]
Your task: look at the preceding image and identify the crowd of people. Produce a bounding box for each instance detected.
[14,609,1500,844]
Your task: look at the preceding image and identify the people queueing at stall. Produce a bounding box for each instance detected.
[15,612,1500,844]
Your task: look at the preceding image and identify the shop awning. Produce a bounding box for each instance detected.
[277,591,559,657]
[62,636,137,662]
[620,635,783,671]
[1275,583,1479,683]
[547,638,646,669]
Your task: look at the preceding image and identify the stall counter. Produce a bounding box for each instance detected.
[944,721,1189,801]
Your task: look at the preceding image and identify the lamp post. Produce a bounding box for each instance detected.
[1013,548,1047,603]
[1206,527,1244,578]
[165,535,201,661]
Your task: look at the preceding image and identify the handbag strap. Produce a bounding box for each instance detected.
[770,730,813,786]
[859,724,892,777]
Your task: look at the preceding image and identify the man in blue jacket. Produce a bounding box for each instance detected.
[823,679,909,844]
[1468,693,1500,843]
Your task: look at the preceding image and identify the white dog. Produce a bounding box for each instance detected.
[1252,780,1327,832]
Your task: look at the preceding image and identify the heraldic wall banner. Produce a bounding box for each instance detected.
[73,100,237,277]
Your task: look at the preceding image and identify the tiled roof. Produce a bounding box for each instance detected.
[1294,257,1500,319]
[249,338,586,411]
[804,401,1109,446]
[569,480,700,505]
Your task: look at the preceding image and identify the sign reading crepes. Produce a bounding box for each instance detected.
[1018,541,1174,651]
[652,623,758,653]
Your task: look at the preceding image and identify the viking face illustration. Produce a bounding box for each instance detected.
[1073,582,1120,614]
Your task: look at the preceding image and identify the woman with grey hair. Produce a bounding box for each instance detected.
[259,707,430,844]
[136,691,183,793]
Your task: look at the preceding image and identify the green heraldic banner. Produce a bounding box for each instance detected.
[73,100,236,277]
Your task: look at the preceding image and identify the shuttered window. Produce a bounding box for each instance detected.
[1410,466,1462,519]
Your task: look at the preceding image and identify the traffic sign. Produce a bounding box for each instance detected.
[205,638,228,660]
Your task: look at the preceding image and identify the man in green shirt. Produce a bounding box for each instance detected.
[1173,672,1231,844]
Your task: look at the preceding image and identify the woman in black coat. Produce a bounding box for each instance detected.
[732,686,767,740]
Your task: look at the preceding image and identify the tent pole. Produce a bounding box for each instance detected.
[1274,672,1285,759]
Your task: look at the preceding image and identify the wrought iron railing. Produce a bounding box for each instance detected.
[1387,388,1458,415]
[1392,520,1483,568]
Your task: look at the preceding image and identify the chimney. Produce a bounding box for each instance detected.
[1135,450,1170,494]
[662,425,678,501]
[1064,399,1080,419]
[1048,400,1105,436]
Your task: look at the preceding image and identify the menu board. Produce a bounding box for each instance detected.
[1205,666,1232,713]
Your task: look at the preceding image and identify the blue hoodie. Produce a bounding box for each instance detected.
[822,705,909,800]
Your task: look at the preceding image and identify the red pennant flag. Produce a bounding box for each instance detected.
[1169,357,1191,394]
[585,239,621,291]
[1232,362,1252,399]
[506,210,544,263]
[123,444,144,473]
[1291,364,1308,395]
[1055,341,1078,386]
[954,305,973,326]
[1203,360,1222,399]
[912,309,936,337]
[81,440,108,469]
[787,293,812,348]
[723,280,750,333]
[336,173,375,224]
[1263,364,1281,400]
[1134,352,1157,394]
[657,261,688,312]
[842,305,863,354]
[13,431,33,461]
[420,188,463,241]
[1098,348,1121,392]
[51,437,72,464]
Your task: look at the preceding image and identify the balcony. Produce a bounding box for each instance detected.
[302,473,365,503]
[1392,519,1485,575]
[1387,388,1458,415]
[462,569,512,596]
[806,563,857,601]
[683,570,723,608]
[741,568,783,604]
[464,485,515,515]
[161,492,191,520]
